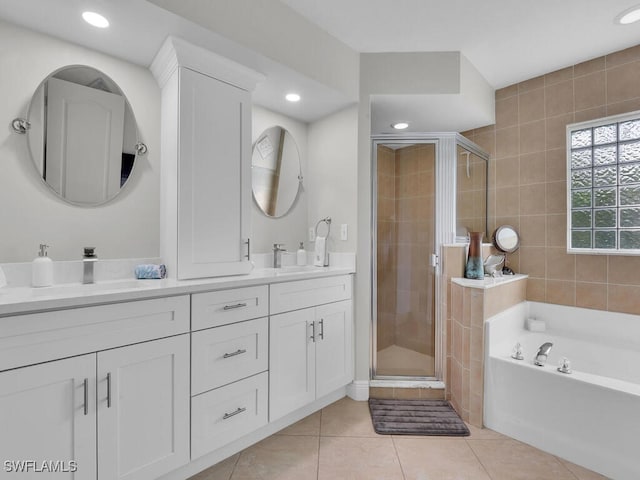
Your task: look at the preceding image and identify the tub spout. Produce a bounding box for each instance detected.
[534,342,553,366]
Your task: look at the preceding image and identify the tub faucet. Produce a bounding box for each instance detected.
[534,342,553,366]
[273,244,286,268]
[82,247,97,284]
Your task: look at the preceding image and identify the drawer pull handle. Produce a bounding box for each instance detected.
[223,407,246,420]
[223,349,247,359]
[309,321,316,342]
[223,302,248,311]
[106,372,112,408]
[83,378,89,416]
[319,318,324,340]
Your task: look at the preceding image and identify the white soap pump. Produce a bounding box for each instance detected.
[296,242,306,266]
[32,244,53,287]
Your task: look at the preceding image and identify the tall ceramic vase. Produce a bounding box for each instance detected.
[464,232,484,280]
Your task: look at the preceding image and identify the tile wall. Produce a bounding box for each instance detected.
[463,43,640,314]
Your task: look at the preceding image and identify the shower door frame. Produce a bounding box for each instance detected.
[370,133,489,385]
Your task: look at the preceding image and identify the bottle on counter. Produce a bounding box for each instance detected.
[296,242,306,266]
[32,244,53,287]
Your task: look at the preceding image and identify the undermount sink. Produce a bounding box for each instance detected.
[29,279,156,296]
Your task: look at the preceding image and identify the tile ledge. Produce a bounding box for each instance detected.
[452,274,528,290]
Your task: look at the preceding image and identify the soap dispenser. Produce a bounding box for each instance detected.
[297,242,306,266]
[32,244,53,287]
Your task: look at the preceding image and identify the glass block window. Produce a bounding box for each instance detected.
[568,111,640,254]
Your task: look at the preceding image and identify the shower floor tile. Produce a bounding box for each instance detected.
[189,397,609,480]
[376,344,435,377]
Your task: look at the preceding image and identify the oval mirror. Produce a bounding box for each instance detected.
[24,65,144,206]
[492,225,520,253]
[251,126,302,218]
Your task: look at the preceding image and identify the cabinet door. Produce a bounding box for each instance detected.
[315,301,354,398]
[97,335,190,480]
[0,355,96,480]
[177,67,252,279]
[269,308,315,421]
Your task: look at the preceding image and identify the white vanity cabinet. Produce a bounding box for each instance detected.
[97,335,190,480]
[0,354,97,480]
[190,287,270,459]
[269,276,353,421]
[0,297,191,480]
[151,36,264,280]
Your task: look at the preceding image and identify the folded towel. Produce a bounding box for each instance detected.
[134,264,167,279]
[313,236,326,266]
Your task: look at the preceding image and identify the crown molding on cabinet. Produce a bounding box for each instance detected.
[150,36,266,91]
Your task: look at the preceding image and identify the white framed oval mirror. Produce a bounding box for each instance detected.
[23,65,144,206]
[251,125,302,218]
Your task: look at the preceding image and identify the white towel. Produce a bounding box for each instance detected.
[313,236,326,266]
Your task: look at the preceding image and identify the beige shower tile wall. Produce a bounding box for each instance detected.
[448,274,527,427]
[376,146,397,350]
[394,145,436,355]
[457,149,488,236]
[463,43,640,315]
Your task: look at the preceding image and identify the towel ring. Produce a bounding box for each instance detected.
[315,217,331,237]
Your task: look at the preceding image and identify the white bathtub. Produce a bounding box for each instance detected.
[484,301,640,480]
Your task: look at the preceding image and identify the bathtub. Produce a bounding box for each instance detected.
[484,301,640,480]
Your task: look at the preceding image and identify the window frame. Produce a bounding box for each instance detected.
[566,110,640,255]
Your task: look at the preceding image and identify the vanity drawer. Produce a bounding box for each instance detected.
[191,371,268,459]
[191,317,268,395]
[270,275,352,314]
[0,296,190,371]
[191,285,268,330]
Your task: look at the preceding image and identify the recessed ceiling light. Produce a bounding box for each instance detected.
[392,122,409,130]
[285,93,301,102]
[615,5,640,24]
[82,11,110,28]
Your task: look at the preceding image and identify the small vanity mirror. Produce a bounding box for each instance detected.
[493,225,520,253]
[19,65,145,206]
[251,126,302,217]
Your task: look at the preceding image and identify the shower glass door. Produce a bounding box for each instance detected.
[374,142,436,378]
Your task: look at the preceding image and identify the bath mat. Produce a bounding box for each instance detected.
[368,398,470,436]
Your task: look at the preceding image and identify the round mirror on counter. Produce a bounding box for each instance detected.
[18,65,146,206]
[251,126,302,218]
[492,225,520,253]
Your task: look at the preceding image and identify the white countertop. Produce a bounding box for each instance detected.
[0,265,355,317]
[451,273,528,290]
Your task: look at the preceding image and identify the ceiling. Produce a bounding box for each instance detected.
[281,0,640,89]
[2,0,640,133]
[0,0,351,123]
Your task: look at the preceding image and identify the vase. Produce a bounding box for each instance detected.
[464,231,484,280]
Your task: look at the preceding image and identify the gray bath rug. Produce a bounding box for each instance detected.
[368,398,470,436]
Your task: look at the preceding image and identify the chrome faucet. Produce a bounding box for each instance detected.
[534,342,553,366]
[82,247,97,284]
[273,243,286,268]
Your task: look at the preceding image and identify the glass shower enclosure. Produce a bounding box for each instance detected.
[371,133,488,383]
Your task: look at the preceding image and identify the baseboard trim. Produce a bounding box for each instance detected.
[346,380,369,401]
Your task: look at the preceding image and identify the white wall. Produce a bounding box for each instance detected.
[0,20,160,263]
[251,105,308,253]
[148,0,359,101]
[307,105,359,253]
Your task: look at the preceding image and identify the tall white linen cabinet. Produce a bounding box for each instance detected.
[151,37,265,279]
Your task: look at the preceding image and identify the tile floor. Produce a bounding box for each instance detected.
[190,397,609,480]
